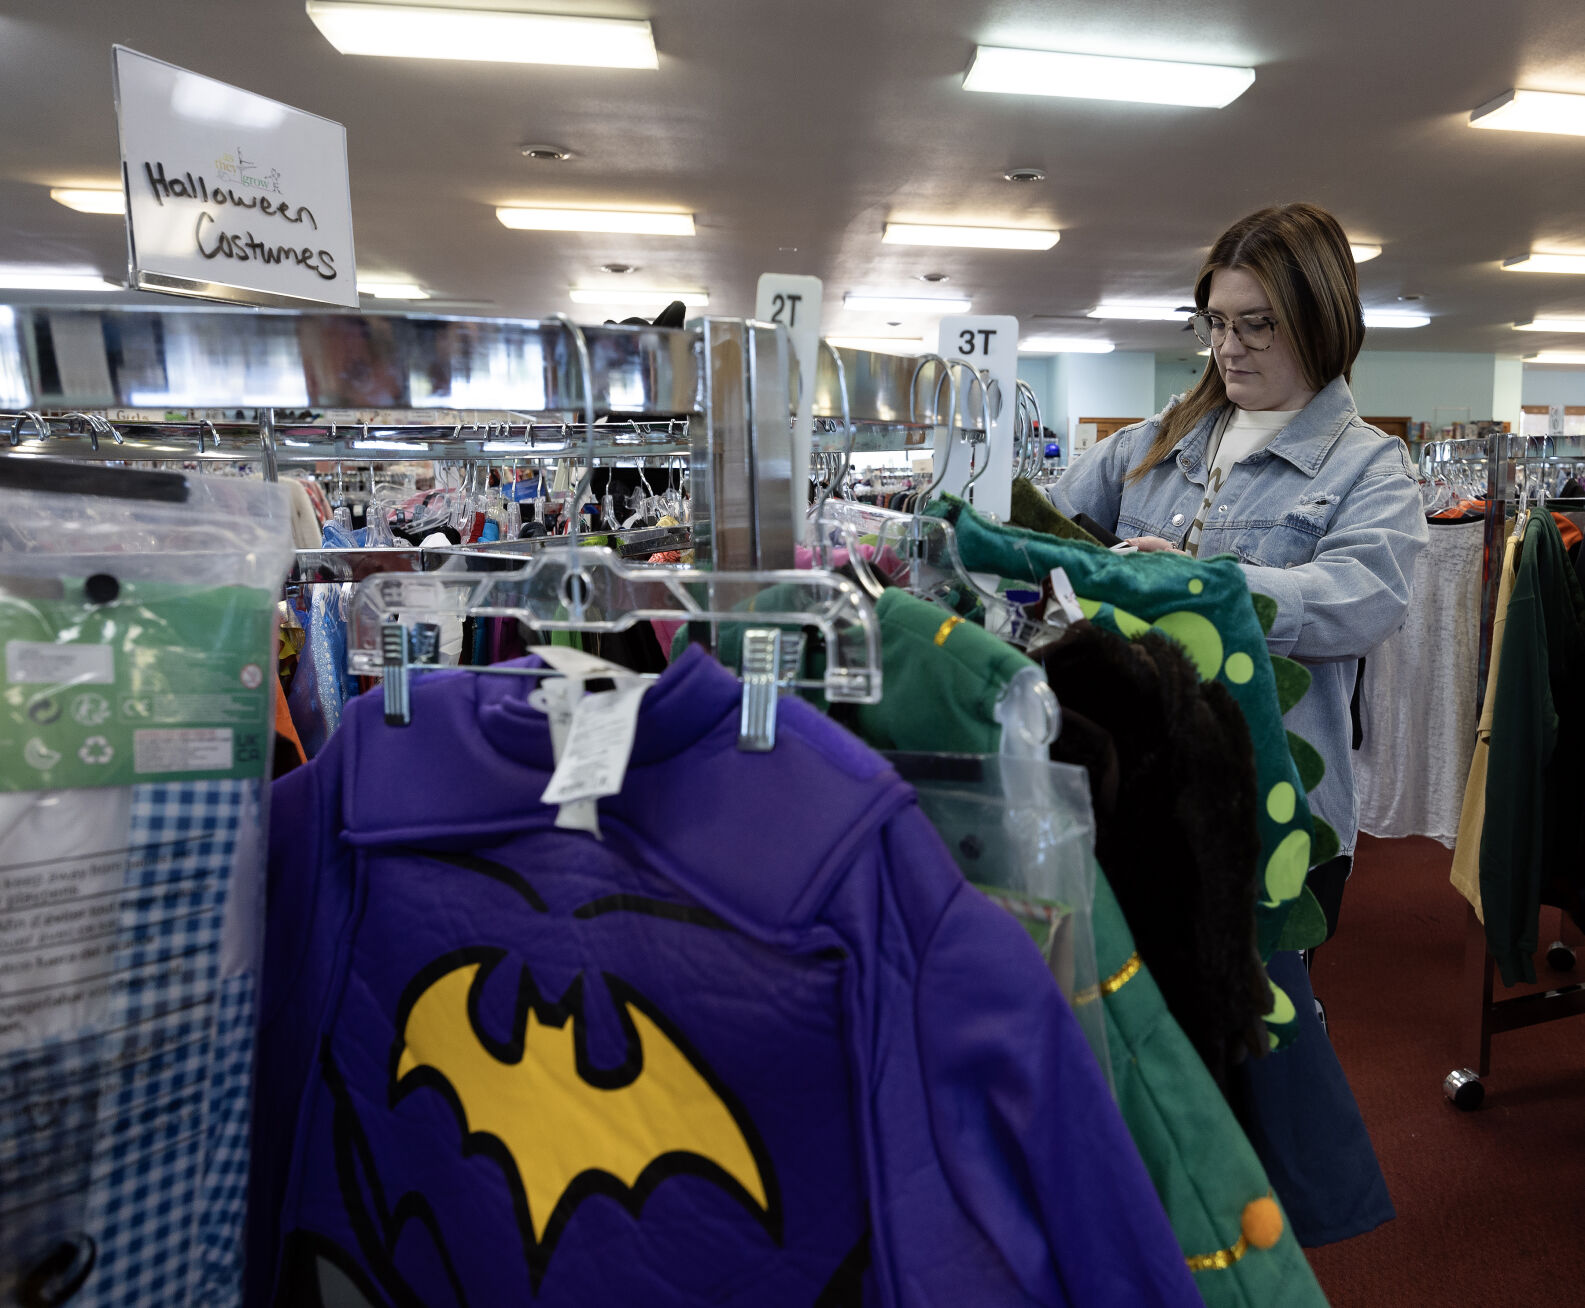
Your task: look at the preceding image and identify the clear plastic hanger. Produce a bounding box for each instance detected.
[349,316,883,746]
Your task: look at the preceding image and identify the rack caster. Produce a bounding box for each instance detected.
[1546,941,1576,972]
[1444,1068,1484,1111]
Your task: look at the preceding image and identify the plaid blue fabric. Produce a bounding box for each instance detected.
[75,780,256,1308]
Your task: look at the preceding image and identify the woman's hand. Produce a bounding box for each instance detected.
[1128,536,1189,555]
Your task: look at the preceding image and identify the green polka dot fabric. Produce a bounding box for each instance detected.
[928,496,1318,1047]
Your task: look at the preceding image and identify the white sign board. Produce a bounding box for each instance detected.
[936,316,1018,518]
[112,46,358,309]
[1549,404,1565,436]
[755,273,823,545]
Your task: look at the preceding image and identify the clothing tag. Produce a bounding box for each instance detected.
[530,677,600,835]
[528,645,631,680]
[1108,541,1140,555]
[1046,568,1085,624]
[541,679,649,808]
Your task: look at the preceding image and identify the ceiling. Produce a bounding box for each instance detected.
[4,0,1585,357]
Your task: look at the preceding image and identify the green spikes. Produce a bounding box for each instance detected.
[1270,655,1311,715]
[1288,730,1325,793]
[1275,886,1329,952]
[1310,818,1340,867]
[1251,592,1278,635]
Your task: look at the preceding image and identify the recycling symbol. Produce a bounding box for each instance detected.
[78,736,114,765]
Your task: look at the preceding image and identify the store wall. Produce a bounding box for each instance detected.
[1019,351,1156,454]
[1151,349,1534,431]
[1521,367,1585,407]
[1348,352,1507,426]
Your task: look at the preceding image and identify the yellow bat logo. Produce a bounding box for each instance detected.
[390,949,779,1284]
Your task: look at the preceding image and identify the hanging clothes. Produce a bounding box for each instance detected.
[1450,526,1523,919]
[1474,510,1585,985]
[1354,517,1485,846]
[1083,874,1329,1308]
[254,646,1199,1307]
[1036,621,1271,1089]
[1008,477,1102,545]
[925,495,1325,1001]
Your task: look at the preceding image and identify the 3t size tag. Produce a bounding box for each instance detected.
[530,676,599,835]
[541,679,649,808]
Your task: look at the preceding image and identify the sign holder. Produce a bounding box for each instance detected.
[755,274,824,544]
[112,46,358,309]
[935,315,1018,519]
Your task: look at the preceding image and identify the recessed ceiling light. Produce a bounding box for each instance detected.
[601,263,638,275]
[1398,294,1422,302]
[568,288,708,307]
[883,223,1058,251]
[1002,167,1047,183]
[963,46,1256,109]
[1502,253,1585,274]
[357,280,429,299]
[1018,337,1115,354]
[843,293,973,314]
[1470,89,1585,137]
[1088,303,1191,321]
[0,265,119,291]
[824,336,929,355]
[520,143,574,161]
[1525,350,1585,364]
[497,207,694,236]
[50,187,125,215]
[1350,243,1383,263]
[918,272,951,283]
[1515,318,1585,332]
[305,2,659,69]
[1363,310,1429,328]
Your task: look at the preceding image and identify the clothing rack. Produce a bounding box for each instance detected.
[1447,426,1585,1108]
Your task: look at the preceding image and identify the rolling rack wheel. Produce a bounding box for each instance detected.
[1546,941,1577,972]
[1444,1068,1485,1111]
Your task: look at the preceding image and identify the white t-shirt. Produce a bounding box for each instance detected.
[1184,406,1301,555]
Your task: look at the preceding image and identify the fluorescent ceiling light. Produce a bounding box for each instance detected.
[305,2,658,69]
[1018,337,1115,354]
[882,223,1058,251]
[1515,318,1585,332]
[50,187,125,215]
[824,336,928,355]
[1525,351,1585,365]
[0,266,119,291]
[1502,253,1585,274]
[1197,349,1212,357]
[963,46,1255,109]
[497,207,694,236]
[1363,310,1430,328]
[1470,89,1585,137]
[1088,303,1191,321]
[357,280,428,299]
[568,288,708,307]
[1350,243,1382,263]
[843,293,972,314]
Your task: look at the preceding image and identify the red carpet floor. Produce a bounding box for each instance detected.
[1304,835,1585,1305]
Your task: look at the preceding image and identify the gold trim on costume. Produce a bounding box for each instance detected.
[1071,951,1142,1006]
[933,615,965,646]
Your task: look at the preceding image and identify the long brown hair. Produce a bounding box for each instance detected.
[1126,202,1366,484]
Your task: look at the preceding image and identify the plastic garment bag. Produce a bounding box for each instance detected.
[885,753,1111,1094]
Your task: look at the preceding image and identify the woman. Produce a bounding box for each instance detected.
[1052,201,1424,1246]
[1052,201,1428,931]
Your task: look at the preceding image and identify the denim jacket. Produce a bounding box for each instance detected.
[1050,376,1429,853]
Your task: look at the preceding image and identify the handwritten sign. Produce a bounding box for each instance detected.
[112,46,358,309]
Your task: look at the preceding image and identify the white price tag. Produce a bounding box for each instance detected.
[756,274,824,545]
[541,680,649,807]
[1047,568,1085,625]
[935,316,1019,519]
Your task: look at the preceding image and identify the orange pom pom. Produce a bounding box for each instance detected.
[1241,1196,1283,1250]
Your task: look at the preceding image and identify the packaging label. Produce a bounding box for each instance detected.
[1,583,275,792]
[5,641,113,687]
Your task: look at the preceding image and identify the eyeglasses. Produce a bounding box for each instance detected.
[1190,311,1279,351]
